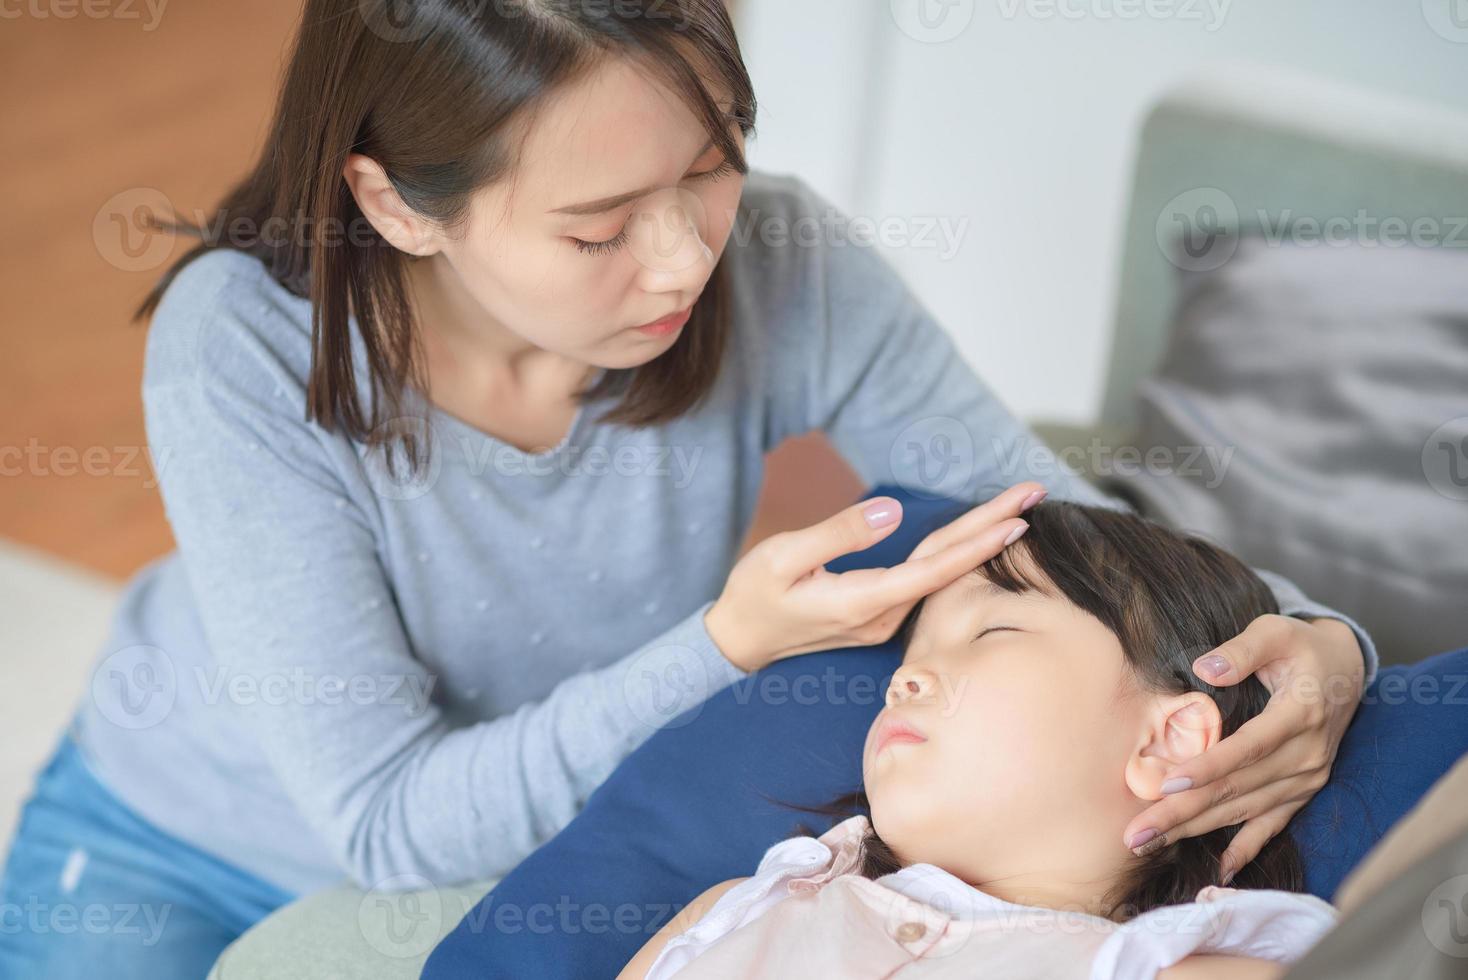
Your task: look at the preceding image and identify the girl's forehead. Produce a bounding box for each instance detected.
[933,562,1053,608]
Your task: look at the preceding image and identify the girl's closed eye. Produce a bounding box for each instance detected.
[570,161,741,255]
[972,625,1021,642]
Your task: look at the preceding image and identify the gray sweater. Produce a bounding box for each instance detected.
[73,170,1377,894]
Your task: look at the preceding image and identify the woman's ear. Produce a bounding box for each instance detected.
[1124,693,1222,801]
[341,153,441,256]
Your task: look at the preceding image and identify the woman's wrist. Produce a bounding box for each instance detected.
[703,599,763,674]
[1304,616,1366,698]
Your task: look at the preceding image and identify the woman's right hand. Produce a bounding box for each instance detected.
[703,481,1048,673]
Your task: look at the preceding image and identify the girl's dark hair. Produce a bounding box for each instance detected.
[775,500,1303,921]
[133,0,756,475]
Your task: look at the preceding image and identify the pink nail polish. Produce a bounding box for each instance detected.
[1126,828,1158,850]
[863,500,900,528]
[1160,777,1193,795]
[1195,654,1230,680]
[1003,522,1028,547]
[1021,489,1047,511]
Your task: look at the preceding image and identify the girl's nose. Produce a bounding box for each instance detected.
[886,665,934,705]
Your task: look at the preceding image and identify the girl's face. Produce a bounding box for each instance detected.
[407,54,747,370]
[861,562,1219,906]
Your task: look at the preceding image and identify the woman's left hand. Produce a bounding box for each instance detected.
[1121,614,1366,883]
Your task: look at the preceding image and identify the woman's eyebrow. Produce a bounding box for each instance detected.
[547,137,717,216]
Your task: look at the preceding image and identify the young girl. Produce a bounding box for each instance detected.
[0,1,1372,975]
[621,502,1340,979]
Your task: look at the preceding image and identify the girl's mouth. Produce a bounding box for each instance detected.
[873,713,928,755]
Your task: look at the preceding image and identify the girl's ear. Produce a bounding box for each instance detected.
[1124,693,1222,801]
[341,152,441,256]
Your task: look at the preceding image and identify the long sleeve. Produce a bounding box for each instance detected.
[143,345,750,888]
[762,178,1379,686]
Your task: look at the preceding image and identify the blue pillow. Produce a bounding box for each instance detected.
[424,486,1468,979]
[1291,649,1468,898]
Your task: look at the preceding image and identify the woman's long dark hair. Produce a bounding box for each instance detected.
[774,500,1303,921]
[133,0,756,476]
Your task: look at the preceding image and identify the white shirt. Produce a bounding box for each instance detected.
[647,815,1338,980]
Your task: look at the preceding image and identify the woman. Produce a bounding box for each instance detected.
[0,1,1374,976]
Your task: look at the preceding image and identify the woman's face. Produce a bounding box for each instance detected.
[412,54,747,370]
[861,563,1153,897]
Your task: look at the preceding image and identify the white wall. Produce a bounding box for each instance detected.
[733,0,1468,425]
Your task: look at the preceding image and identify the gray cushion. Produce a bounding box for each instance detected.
[207,880,495,980]
[1105,238,1468,665]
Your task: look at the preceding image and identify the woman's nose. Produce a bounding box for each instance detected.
[627,187,713,289]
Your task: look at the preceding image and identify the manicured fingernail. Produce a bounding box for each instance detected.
[1160,777,1193,795]
[1126,828,1158,850]
[863,499,900,528]
[1133,831,1169,857]
[1195,654,1230,680]
[1020,489,1047,511]
[1219,861,1236,886]
[1003,522,1029,546]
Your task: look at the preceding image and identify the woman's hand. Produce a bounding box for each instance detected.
[703,482,1047,673]
[1123,615,1366,882]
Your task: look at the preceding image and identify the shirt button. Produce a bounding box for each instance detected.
[895,921,926,942]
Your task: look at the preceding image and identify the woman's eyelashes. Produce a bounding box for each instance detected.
[569,161,740,255]
[971,625,1020,643]
[572,227,629,256]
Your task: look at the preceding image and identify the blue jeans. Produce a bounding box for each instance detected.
[0,733,293,979]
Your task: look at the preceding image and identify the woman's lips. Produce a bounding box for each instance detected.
[633,306,692,337]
